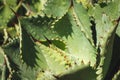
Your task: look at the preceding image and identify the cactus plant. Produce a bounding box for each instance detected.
[0,0,120,80]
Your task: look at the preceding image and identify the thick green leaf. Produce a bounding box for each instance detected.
[72,1,94,46]
[103,0,120,21]
[43,0,71,18]
[89,4,119,80]
[54,10,97,67]
[88,0,120,23]
[21,16,61,41]
[2,39,36,80]
[19,24,47,69]
[36,42,72,76]
[21,2,97,79]
[22,0,46,16]
[0,0,120,80]
[20,27,38,67]
[0,5,13,27]
[0,0,18,28]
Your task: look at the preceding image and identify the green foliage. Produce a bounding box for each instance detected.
[112,70,120,80]
[0,0,120,80]
[0,0,19,29]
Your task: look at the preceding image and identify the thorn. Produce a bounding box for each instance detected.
[70,0,74,8]
[74,62,77,65]
[53,75,59,79]
[88,61,91,65]
[43,35,52,44]
[64,55,67,59]
[30,35,41,43]
[65,65,69,70]
[81,60,84,64]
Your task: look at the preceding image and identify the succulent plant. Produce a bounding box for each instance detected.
[0,0,120,80]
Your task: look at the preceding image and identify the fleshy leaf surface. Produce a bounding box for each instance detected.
[88,1,120,79]
[43,0,71,18]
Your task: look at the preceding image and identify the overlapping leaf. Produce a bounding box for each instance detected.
[36,42,72,76]
[0,0,18,28]
[2,39,36,80]
[21,16,61,41]
[20,1,97,79]
[88,0,120,79]
[20,27,47,68]
[54,1,96,67]
[0,0,119,80]
[43,0,71,18]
